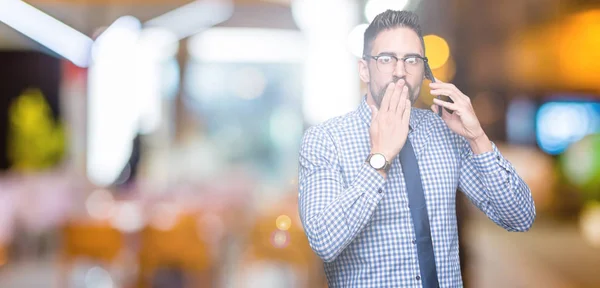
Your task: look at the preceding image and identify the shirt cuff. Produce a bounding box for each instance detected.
[351,162,386,200]
[469,142,509,175]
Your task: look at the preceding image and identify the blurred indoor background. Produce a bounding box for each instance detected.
[0,0,599,287]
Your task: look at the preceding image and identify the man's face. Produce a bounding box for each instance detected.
[359,27,425,108]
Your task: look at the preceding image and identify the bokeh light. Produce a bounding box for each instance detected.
[561,134,600,199]
[84,266,114,288]
[270,230,290,249]
[85,189,116,220]
[110,201,144,233]
[431,55,455,82]
[149,202,179,231]
[537,102,600,155]
[580,202,600,248]
[424,34,450,70]
[558,10,600,89]
[276,215,292,231]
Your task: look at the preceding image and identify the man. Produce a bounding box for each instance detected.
[297,10,535,288]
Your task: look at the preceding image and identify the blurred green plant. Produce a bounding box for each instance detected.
[560,133,600,202]
[7,88,66,171]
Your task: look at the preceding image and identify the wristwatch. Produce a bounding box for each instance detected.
[366,153,390,171]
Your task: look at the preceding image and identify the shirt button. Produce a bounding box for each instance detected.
[377,188,383,193]
[412,239,416,244]
[416,275,421,281]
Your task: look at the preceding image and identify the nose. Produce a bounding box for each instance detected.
[393,60,407,78]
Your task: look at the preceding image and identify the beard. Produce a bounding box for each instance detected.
[370,77,418,108]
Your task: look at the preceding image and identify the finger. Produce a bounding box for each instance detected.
[433,97,459,111]
[389,83,402,113]
[430,88,463,104]
[402,99,411,124]
[429,82,468,100]
[396,85,408,114]
[380,83,395,112]
[429,82,458,92]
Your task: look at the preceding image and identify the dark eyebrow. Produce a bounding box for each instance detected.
[402,53,423,58]
[377,51,397,57]
[376,52,423,58]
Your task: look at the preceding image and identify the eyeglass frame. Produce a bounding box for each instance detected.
[362,53,432,77]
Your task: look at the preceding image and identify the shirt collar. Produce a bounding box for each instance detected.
[357,95,421,131]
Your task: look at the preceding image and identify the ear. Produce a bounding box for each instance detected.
[358,59,370,83]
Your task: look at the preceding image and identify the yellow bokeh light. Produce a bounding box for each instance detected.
[558,9,600,88]
[276,215,292,231]
[507,9,600,92]
[431,56,456,83]
[424,35,450,70]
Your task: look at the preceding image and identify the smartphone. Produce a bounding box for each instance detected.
[424,64,452,116]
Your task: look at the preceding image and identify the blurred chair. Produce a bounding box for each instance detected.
[237,193,326,288]
[60,220,125,287]
[137,212,215,288]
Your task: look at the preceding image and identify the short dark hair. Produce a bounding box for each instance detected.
[362,10,425,58]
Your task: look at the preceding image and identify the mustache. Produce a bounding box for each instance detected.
[390,77,407,87]
[383,77,411,93]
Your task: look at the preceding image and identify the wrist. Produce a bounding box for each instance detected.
[370,149,394,161]
[366,151,391,176]
[468,133,493,154]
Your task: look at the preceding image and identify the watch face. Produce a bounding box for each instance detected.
[369,154,386,169]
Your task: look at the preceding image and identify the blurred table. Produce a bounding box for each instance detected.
[465,213,600,288]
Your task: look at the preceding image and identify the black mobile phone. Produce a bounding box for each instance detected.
[424,64,452,116]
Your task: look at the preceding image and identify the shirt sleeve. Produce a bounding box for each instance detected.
[298,126,386,262]
[456,137,536,232]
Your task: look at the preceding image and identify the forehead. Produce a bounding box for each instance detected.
[370,27,423,56]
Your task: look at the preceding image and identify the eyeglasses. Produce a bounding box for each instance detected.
[363,54,428,75]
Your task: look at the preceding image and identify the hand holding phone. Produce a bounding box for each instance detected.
[424,63,452,116]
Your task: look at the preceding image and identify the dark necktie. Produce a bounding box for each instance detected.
[400,138,439,288]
